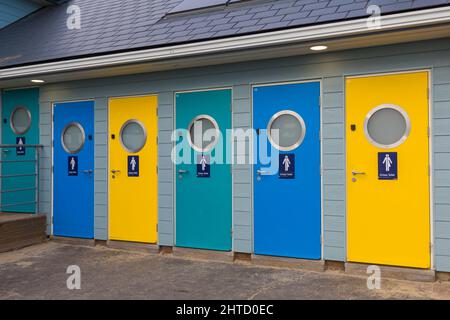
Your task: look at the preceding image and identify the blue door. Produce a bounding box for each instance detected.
[53,101,94,239]
[175,89,232,251]
[253,82,321,259]
[1,88,39,213]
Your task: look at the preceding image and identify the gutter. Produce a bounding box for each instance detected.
[0,6,449,80]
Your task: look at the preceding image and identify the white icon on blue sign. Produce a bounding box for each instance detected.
[282,155,291,172]
[383,153,393,172]
[130,157,137,171]
[128,156,139,177]
[70,157,76,170]
[16,137,26,156]
[200,155,207,171]
[197,155,210,178]
[378,152,398,180]
[68,156,78,176]
[279,154,295,179]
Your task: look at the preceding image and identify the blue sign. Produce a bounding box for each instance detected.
[68,156,78,176]
[16,137,25,156]
[197,155,210,178]
[128,156,139,177]
[279,154,295,179]
[378,152,398,180]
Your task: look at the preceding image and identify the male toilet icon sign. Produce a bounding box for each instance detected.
[70,157,76,170]
[68,156,78,176]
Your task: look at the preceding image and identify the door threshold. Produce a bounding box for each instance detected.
[252,254,325,272]
[51,236,95,247]
[172,247,233,263]
[345,262,436,282]
[106,240,159,254]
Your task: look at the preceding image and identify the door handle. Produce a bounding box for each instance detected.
[257,169,268,175]
[82,169,93,174]
[352,171,366,176]
[2,149,10,154]
[111,169,121,174]
[178,169,189,174]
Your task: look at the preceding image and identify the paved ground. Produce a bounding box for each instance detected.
[0,242,449,300]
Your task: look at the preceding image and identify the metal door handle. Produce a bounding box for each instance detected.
[2,149,10,153]
[83,169,93,174]
[352,171,366,176]
[257,169,268,175]
[111,169,121,174]
[178,169,189,174]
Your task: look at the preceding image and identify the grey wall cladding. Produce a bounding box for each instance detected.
[37,37,450,271]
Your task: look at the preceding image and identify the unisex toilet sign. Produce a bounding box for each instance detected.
[197,155,210,178]
[68,156,78,176]
[128,156,139,177]
[16,137,25,156]
[279,154,295,179]
[378,152,398,180]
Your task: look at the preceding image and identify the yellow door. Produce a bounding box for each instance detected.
[346,71,430,269]
[109,96,158,243]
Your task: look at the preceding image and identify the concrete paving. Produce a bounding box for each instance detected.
[0,242,449,300]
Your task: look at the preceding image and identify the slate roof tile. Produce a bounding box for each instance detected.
[0,0,448,68]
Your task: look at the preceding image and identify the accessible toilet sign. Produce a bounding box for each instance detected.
[16,137,25,156]
[197,155,210,178]
[279,154,295,179]
[378,152,398,180]
[128,156,139,177]
[68,156,78,176]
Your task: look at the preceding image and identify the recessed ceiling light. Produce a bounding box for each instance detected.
[310,45,328,51]
[31,79,45,83]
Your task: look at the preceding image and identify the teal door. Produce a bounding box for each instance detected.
[1,88,39,213]
[175,89,232,251]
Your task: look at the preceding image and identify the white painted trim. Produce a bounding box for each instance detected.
[0,7,449,79]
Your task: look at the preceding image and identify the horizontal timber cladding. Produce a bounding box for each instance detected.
[37,37,450,271]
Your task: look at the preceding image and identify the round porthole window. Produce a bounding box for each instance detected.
[364,104,411,149]
[120,120,147,153]
[62,122,85,154]
[187,115,220,152]
[268,110,306,151]
[10,106,31,135]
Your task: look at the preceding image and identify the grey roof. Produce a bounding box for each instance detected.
[0,0,449,68]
